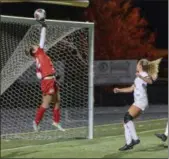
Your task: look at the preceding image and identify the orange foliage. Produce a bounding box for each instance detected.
[85,0,158,60]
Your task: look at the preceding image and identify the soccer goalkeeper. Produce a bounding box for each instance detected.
[26,19,65,132]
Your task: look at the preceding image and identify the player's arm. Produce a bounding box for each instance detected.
[38,21,47,49]
[36,68,42,79]
[136,72,153,84]
[35,58,42,79]
[114,85,135,93]
[138,75,153,84]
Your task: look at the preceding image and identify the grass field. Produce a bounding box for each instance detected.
[1,118,168,158]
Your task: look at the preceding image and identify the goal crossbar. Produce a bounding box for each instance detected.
[1,15,94,28]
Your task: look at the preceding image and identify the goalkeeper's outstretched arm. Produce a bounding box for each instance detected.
[26,21,47,57]
[39,22,47,49]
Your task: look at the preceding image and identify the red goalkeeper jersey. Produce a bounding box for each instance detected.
[34,47,55,79]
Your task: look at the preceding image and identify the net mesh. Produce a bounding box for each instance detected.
[1,17,90,140]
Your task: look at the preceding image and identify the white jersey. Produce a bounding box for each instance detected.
[133,71,149,110]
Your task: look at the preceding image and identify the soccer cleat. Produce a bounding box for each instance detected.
[33,121,40,132]
[119,143,133,151]
[131,139,140,146]
[155,133,167,142]
[52,122,65,132]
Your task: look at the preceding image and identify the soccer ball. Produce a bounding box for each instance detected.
[34,9,46,21]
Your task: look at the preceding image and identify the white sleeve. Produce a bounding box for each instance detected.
[39,27,46,49]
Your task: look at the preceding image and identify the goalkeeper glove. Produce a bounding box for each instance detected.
[37,20,47,28]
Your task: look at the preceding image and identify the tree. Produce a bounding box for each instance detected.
[84,0,157,60]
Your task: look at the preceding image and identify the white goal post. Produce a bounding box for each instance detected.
[0,15,94,140]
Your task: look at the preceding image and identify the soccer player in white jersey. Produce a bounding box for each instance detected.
[114,58,162,151]
[155,123,168,142]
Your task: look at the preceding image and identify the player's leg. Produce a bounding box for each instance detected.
[123,122,133,146]
[127,105,141,142]
[52,91,60,124]
[155,123,168,142]
[33,94,52,131]
[52,91,65,131]
[164,123,168,137]
[33,79,53,131]
[119,111,134,151]
[119,105,141,151]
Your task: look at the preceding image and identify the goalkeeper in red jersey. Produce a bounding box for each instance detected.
[26,20,65,132]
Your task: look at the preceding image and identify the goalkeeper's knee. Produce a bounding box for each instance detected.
[124,112,133,124]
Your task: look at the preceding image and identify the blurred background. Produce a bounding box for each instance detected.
[1,0,168,124]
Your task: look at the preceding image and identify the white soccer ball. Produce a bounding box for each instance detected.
[34,9,46,21]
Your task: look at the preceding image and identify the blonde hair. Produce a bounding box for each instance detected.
[138,58,162,80]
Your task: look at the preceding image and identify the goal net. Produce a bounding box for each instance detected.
[0,15,94,140]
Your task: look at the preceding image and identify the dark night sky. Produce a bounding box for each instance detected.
[0,0,168,49]
[134,0,168,49]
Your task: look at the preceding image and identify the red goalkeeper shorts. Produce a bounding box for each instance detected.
[41,78,59,95]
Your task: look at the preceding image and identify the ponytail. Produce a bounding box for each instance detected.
[147,58,162,81]
[138,58,162,81]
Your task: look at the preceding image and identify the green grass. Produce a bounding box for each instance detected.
[1,118,168,158]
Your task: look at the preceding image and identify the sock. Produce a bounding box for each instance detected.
[53,107,60,123]
[124,124,132,145]
[126,121,139,140]
[35,106,46,125]
[164,123,168,137]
